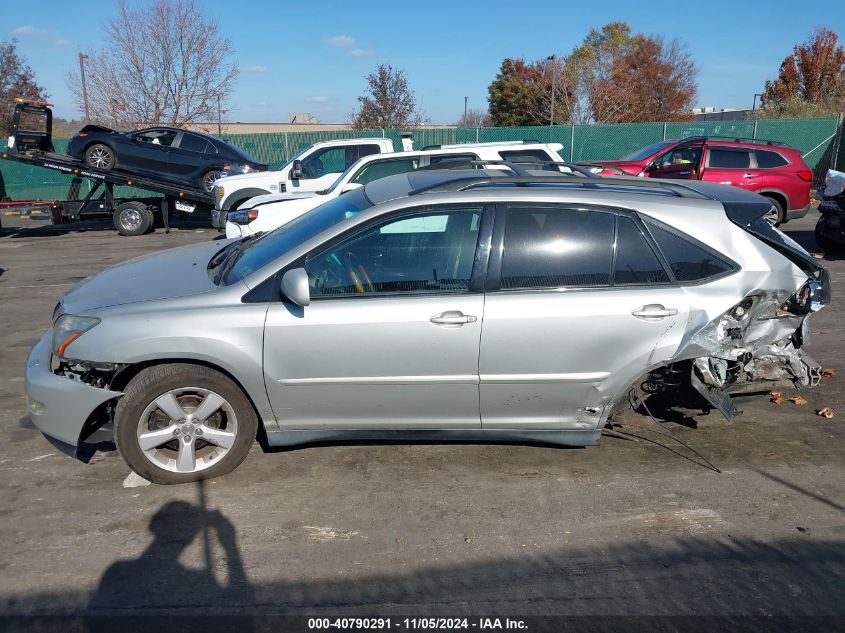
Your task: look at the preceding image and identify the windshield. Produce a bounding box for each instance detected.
[621,141,676,161]
[223,187,373,285]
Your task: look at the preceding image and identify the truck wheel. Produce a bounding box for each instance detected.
[114,201,154,236]
[114,364,258,484]
[84,143,116,171]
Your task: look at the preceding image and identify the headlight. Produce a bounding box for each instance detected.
[795,279,824,313]
[227,208,259,225]
[52,315,100,357]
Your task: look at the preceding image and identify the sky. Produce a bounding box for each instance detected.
[4,0,844,124]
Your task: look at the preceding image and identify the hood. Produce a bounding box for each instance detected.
[216,170,278,187]
[592,160,644,175]
[58,240,228,315]
[249,191,321,207]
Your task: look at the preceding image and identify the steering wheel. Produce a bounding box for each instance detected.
[344,252,373,293]
[302,158,324,179]
[321,252,373,294]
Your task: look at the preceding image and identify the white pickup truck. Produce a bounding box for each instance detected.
[211,137,400,227]
[225,141,567,238]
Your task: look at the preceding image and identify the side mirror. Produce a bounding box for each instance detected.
[280,268,310,307]
[290,159,304,180]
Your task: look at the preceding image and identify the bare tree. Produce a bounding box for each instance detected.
[68,0,237,129]
[351,64,421,129]
[0,39,48,131]
[456,108,491,128]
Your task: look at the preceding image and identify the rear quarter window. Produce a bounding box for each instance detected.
[644,220,736,283]
[754,149,789,168]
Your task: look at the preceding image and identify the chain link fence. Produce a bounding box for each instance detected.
[2,116,843,201]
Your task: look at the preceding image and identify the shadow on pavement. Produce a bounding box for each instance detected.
[0,491,841,630]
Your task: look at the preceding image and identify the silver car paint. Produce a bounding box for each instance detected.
[25,186,816,452]
[263,294,485,429]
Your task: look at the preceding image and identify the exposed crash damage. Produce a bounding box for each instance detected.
[631,191,829,422]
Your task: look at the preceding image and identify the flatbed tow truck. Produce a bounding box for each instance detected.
[1,99,214,236]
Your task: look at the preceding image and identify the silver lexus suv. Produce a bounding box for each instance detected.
[25,169,828,484]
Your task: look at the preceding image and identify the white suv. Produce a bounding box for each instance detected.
[225,141,565,238]
[211,138,397,227]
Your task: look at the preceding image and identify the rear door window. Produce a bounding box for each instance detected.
[179,132,211,153]
[500,206,615,289]
[707,147,752,169]
[754,149,789,168]
[643,220,735,282]
[344,144,382,168]
[613,217,671,285]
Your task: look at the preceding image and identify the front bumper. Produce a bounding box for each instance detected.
[24,331,122,448]
[211,207,226,230]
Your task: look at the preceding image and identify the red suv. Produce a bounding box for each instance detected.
[598,137,813,225]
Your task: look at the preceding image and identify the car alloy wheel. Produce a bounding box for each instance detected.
[86,145,114,170]
[202,170,222,193]
[136,387,238,474]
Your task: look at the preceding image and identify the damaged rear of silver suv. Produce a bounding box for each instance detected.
[634,187,829,421]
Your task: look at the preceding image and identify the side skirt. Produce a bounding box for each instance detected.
[265,428,601,449]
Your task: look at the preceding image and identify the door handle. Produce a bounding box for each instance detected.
[678,170,691,175]
[631,304,678,320]
[742,173,758,179]
[430,311,477,327]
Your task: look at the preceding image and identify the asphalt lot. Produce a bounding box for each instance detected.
[0,212,843,628]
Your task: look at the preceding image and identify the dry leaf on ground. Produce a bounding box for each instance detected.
[770,391,783,405]
[788,396,808,406]
[821,368,836,377]
[816,407,834,419]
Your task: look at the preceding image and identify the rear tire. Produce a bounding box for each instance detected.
[762,196,785,227]
[114,364,258,485]
[84,143,116,171]
[113,201,154,236]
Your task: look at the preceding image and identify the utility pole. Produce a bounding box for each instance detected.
[78,52,90,122]
[548,55,557,126]
[464,96,468,122]
[217,94,222,135]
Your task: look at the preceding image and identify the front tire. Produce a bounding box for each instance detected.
[201,170,222,193]
[84,143,116,171]
[114,364,258,484]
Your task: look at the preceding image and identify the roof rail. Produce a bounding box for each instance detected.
[677,135,788,147]
[419,139,544,151]
[414,159,601,178]
[408,173,712,199]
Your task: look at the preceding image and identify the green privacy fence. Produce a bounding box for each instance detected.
[1,116,842,202]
